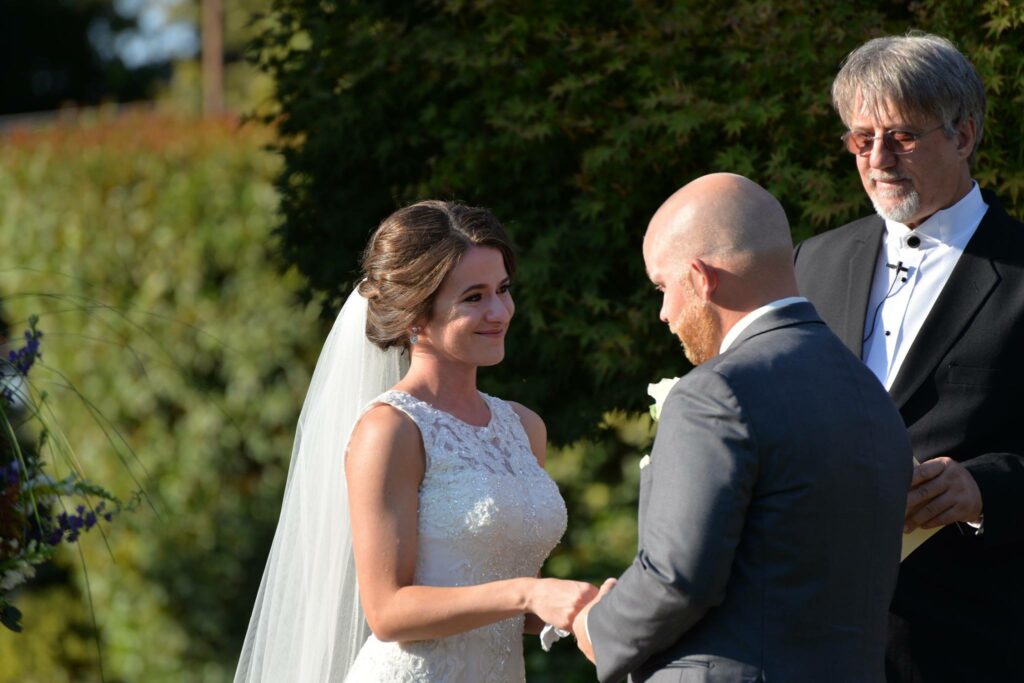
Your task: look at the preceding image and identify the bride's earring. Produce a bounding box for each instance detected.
[409,326,420,345]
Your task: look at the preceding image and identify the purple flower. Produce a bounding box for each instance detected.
[3,326,43,377]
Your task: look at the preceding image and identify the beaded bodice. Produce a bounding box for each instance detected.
[345,390,567,683]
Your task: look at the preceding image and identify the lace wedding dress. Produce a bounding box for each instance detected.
[345,390,568,683]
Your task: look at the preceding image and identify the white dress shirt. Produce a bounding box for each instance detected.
[861,183,988,389]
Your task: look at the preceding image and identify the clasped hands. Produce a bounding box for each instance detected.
[566,577,616,664]
[542,458,981,665]
[905,456,983,532]
[529,576,617,664]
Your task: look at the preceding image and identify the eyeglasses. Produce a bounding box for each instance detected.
[841,125,946,156]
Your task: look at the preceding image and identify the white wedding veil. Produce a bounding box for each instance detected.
[235,287,408,682]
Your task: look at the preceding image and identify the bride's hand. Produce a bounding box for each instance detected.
[526,578,599,631]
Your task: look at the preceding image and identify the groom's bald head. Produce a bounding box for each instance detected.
[644,173,794,282]
[643,174,799,363]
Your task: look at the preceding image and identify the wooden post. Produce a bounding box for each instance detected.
[202,0,224,116]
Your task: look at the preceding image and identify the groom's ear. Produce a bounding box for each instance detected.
[690,258,718,299]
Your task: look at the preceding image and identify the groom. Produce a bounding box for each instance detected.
[572,174,913,682]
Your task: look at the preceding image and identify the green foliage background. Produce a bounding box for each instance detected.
[255,0,1024,445]
[4,1,1024,681]
[0,115,322,682]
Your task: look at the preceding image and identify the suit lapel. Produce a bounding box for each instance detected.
[841,219,884,358]
[887,205,1003,410]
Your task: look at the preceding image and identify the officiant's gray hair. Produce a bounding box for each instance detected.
[832,32,986,164]
[358,200,516,350]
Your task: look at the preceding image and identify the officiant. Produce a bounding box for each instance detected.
[794,33,1024,682]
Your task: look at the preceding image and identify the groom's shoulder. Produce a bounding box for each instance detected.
[686,321,838,394]
[659,354,778,432]
[663,360,740,412]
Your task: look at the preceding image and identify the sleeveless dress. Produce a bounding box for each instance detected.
[345,390,568,683]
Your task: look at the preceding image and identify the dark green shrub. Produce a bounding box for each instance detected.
[253,0,922,442]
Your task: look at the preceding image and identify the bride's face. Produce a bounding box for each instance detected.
[419,246,514,367]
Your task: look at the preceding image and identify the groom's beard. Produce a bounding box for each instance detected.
[671,286,721,366]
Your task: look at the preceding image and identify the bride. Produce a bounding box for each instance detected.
[235,200,596,681]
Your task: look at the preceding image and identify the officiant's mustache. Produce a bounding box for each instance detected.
[869,171,910,183]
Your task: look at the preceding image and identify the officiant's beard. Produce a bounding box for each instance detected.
[671,287,721,366]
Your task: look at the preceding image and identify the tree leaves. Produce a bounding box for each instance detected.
[255,0,927,442]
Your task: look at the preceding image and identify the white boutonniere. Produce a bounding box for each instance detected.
[647,377,680,422]
[641,377,680,471]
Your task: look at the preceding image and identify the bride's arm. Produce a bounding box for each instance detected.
[346,404,595,643]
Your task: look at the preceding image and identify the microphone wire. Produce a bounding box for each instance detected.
[862,261,911,345]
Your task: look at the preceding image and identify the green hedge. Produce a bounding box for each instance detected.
[0,112,321,682]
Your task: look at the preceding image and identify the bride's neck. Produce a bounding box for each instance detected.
[396,356,482,412]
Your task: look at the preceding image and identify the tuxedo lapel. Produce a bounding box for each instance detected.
[840,219,884,358]
[887,206,1004,410]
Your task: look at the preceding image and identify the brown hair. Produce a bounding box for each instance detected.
[358,200,516,350]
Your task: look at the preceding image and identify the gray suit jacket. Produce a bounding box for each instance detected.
[589,302,912,683]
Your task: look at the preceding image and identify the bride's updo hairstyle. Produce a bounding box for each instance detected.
[358,200,516,350]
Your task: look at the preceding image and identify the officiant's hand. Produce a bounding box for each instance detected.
[904,457,983,531]
[572,578,617,664]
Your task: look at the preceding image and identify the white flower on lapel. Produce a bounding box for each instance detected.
[638,454,651,470]
[647,377,680,422]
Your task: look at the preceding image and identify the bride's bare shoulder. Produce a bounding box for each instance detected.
[346,403,425,474]
[507,401,547,467]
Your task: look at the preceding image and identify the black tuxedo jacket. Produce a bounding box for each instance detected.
[794,189,1024,682]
